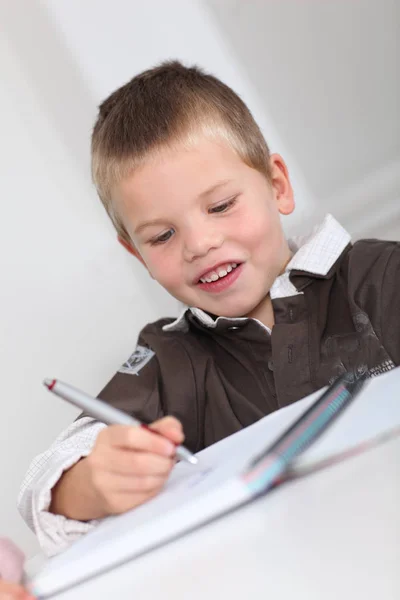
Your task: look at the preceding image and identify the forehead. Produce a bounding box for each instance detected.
[114,136,248,209]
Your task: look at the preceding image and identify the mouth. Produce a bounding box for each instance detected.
[197,261,240,283]
[196,261,243,293]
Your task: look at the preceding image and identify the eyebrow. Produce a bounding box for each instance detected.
[134,218,168,235]
[198,179,232,199]
[134,179,233,235]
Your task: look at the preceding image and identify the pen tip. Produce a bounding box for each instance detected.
[43,378,56,390]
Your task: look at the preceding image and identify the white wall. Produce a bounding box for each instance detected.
[0,0,309,555]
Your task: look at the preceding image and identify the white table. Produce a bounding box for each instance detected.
[52,434,400,600]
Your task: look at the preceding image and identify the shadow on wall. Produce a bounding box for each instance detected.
[0,2,95,180]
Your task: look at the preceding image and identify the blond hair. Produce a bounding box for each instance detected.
[91,60,271,244]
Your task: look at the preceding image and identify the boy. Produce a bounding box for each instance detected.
[18,61,400,556]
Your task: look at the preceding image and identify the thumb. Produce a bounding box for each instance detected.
[149,416,184,445]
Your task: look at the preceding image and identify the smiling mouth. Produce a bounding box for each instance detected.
[198,262,240,284]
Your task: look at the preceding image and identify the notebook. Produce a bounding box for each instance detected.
[28,367,400,598]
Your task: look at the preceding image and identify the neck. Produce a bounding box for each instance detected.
[246,293,275,329]
[245,247,293,329]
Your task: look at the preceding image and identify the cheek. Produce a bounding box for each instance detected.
[141,247,182,289]
[234,207,276,249]
[234,208,285,271]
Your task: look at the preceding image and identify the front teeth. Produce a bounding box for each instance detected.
[200,262,238,283]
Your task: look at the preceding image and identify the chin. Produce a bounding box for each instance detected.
[210,300,260,319]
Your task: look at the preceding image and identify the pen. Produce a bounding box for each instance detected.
[243,371,368,493]
[43,378,198,465]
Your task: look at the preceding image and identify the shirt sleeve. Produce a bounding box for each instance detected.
[380,242,400,365]
[17,417,104,557]
[17,334,163,557]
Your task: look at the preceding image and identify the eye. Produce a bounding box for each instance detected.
[150,229,174,245]
[209,196,237,214]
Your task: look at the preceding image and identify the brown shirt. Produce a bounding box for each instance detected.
[83,238,400,453]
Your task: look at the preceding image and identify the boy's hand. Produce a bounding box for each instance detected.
[0,580,35,600]
[50,416,184,521]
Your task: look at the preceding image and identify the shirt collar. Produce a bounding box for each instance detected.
[285,213,351,276]
[163,214,351,333]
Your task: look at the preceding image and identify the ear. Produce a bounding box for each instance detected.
[117,236,147,268]
[269,154,295,216]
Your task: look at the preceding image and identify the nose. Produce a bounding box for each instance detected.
[183,221,224,262]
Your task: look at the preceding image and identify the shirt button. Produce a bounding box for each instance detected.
[268,359,274,371]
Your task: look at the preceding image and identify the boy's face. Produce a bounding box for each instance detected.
[114,136,294,320]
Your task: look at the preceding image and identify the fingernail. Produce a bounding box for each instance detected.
[164,442,175,456]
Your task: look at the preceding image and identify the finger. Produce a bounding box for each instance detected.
[104,472,168,495]
[149,416,184,444]
[105,425,175,457]
[105,448,174,477]
[0,580,30,598]
[104,488,162,515]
